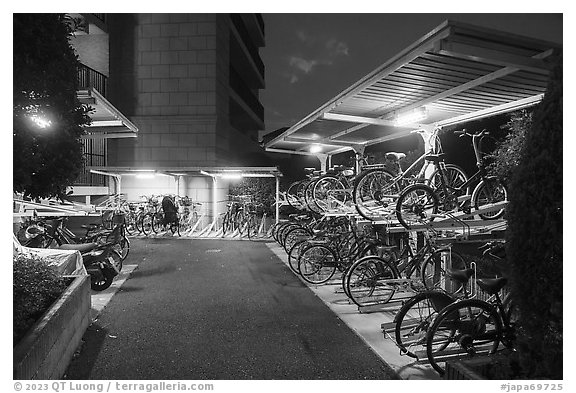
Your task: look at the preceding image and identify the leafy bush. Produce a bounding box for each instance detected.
[229,177,276,216]
[13,254,68,346]
[488,110,534,183]
[505,53,562,379]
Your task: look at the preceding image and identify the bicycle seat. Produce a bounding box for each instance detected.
[385,152,406,161]
[476,277,508,295]
[81,223,101,230]
[446,268,475,284]
[424,153,446,163]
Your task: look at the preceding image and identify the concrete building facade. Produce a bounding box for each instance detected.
[69,13,270,213]
[106,13,266,169]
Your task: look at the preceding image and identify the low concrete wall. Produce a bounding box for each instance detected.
[13,275,91,380]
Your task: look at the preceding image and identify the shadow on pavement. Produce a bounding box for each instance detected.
[63,322,109,380]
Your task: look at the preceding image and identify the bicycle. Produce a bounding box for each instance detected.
[425,274,517,376]
[395,129,508,230]
[343,230,468,307]
[151,195,180,236]
[177,196,202,235]
[353,128,469,221]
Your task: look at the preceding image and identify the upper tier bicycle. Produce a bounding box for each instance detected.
[353,128,469,221]
[395,129,508,230]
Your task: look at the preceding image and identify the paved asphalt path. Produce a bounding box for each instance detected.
[65,238,399,380]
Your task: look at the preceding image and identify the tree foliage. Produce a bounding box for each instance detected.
[505,53,562,379]
[488,110,534,183]
[13,14,92,200]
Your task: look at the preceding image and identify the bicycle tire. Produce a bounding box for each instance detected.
[286,181,304,210]
[283,226,313,253]
[353,168,399,221]
[287,239,308,275]
[141,213,154,236]
[428,164,470,198]
[472,177,508,220]
[345,255,398,307]
[394,290,455,357]
[420,248,469,293]
[304,179,322,214]
[395,183,439,230]
[298,243,338,285]
[151,212,163,234]
[312,175,346,212]
[426,298,502,376]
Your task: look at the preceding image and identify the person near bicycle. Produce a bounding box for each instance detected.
[161,195,178,226]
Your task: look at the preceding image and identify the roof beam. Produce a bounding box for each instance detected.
[436,94,544,128]
[436,41,551,74]
[321,113,396,127]
[284,135,364,147]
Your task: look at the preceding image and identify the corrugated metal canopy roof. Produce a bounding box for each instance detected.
[264,20,561,156]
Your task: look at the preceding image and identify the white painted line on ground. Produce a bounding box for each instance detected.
[90,264,138,321]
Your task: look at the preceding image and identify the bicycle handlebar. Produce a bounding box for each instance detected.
[454,128,490,138]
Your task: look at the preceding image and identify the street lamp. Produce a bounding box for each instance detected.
[29,114,52,129]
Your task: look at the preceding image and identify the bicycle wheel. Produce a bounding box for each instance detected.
[428,164,470,197]
[124,211,137,236]
[421,248,469,293]
[396,184,439,230]
[278,223,302,248]
[312,175,346,212]
[141,213,154,236]
[426,298,502,376]
[345,255,397,307]
[283,226,313,253]
[246,215,259,240]
[170,215,181,236]
[151,212,164,234]
[298,244,337,285]
[235,210,246,234]
[287,239,308,275]
[135,211,144,234]
[286,181,304,210]
[353,168,399,221]
[304,179,323,214]
[472,177,508,220]
[394,291,455,357]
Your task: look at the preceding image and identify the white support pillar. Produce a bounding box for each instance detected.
[275,176,280,224]
[315,153,328,173]
[415,124,439,180]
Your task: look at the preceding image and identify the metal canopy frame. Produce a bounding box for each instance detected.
[88,166,284,223]
[264,20,561,157]
[78,88,139,139]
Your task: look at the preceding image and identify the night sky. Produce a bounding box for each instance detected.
[258,13,563,179]
[260,13,563,133]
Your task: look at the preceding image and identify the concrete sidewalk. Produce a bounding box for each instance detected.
[265,242,440,380]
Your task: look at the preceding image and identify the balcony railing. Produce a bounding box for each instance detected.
[230,66,264,121]
[230,14,264,77]
[77,63,107,96]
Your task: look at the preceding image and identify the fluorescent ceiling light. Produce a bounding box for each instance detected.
[309,145,322,153]
[395,107,428,127]
[221,173,244,180]
[135,174,155,179]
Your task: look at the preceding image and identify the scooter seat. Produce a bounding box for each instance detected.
[58,242,99,253]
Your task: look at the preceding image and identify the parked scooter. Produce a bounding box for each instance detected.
[58,241,122,291]
[22,220,122,291]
